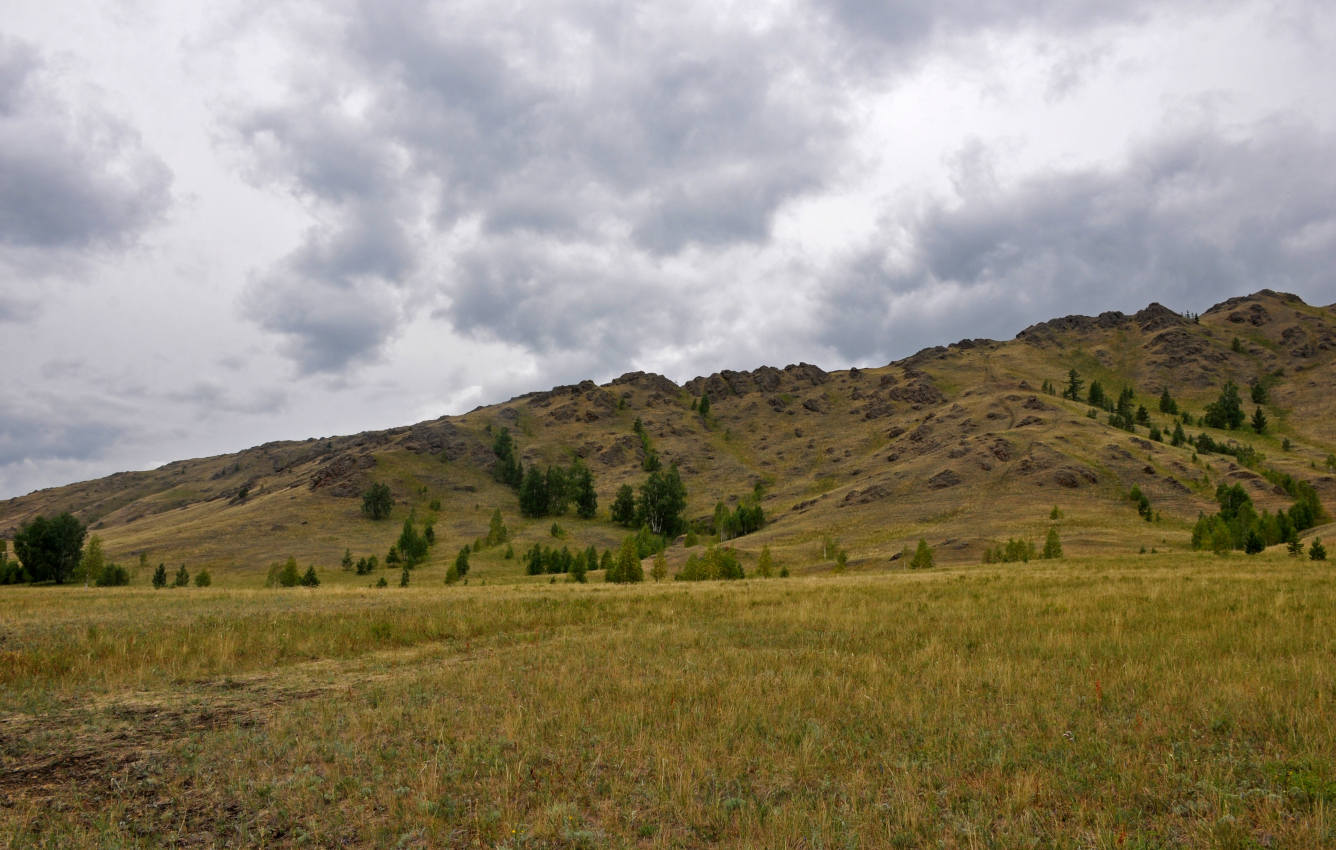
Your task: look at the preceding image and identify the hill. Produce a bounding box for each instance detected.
[3,289,1335,583]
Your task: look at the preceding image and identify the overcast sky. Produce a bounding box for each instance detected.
[2,1,1335,498]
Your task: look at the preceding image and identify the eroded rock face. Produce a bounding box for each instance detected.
[928,469,962,489]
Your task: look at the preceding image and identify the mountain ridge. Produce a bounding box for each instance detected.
[4,289,1335,580]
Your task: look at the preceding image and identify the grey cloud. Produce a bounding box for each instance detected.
[166,382,288,417]
[243,269,402,374]
[0,412,122,468]
[229,0,845,371]
[817,119,1336,363]
[0,37,171,257]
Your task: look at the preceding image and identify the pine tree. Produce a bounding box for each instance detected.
[399,567,410,587]
[341,548,354,571]
[698,394,711,418]
[454,546,471,577]
[756,545,774,578]
[650,551,667,581]
[519,465,549,518]
[173,564,190,587]
[1251,407,1268,434]
[194,569,212,587]
[571,460,598,519]
[486,509,509,546]
[1063,369,1083,401]
[1042,527,1063,559]
[152,562,168,589]
[610,484,637,526]
[1311,538,1327,561]
[910,539,934,569]
[300,565,320,587]
[1158,387,1178,415]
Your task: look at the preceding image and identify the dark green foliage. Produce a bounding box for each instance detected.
[266,557,301,588]
[1288,539,1306,557]
[1231,336,1243,353]
[606,538,645,583]
[1251,407,1267,434]
[713,497,766,541]
[676,546,743,581]
[523,542,583,576]
[1135,405,1151,427]
[1243,529,1266,554]
[756,545,774,578]
[1250,382,1267,404]
[397,518,430,566]
[361,483,393,520]
[1310,539,1327,561]
[1108,387,1136,431]
[610,484,637,526]
[698,394,711,418]
[1193,478,1324,554]
[1129,485,1152,521]
[13,513,86,584]
[599,549,614,573]
[983,539,1037,563]
[173,564,190,587]
[152,563,168,589]
[1148,425,1163,442]
[571,460,598,519]
[454,546,470,578]
[300,566,320,587]
[485,509,510,546]
[491,427,523,487]
[909,539,934,569]
[400,567,410,587]
[1062,369,1083,401]
[1203,381,1246,430]
[376,576,389,587]
[570,549,588,583]
[1158,387,1178,415]
[1087,380,1106,409]
[637,464,688,537]
[385,546,400,566]
[1041,379,1055,395]
[1171,421,1187,447]
[1042,528,1063,560]
[94,562,131,586]
[519,465,549,518]
[193,568,211,587]
[341,548,354,571]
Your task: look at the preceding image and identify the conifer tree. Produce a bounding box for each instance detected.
[1311,538,1327,561]
[756,544,774,578]
[1042,527,1063,559]
[1251,407,1268,434]
[152,562,168,589]
[910,539,934,569]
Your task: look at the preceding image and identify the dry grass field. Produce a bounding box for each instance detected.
[4,554,1335,848]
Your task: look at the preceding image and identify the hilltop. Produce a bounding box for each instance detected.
[3,289,1334,582]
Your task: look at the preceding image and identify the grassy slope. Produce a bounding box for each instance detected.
[1,290,1334,585]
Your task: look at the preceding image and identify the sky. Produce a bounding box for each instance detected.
[2,0,1335,499]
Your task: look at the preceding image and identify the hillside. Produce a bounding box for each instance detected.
[3,289,1335,583]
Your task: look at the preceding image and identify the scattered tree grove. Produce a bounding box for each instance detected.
[13,513,86,584]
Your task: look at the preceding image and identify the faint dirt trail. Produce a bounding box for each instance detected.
[0,629,591,803]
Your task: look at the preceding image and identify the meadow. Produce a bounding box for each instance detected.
[2,554,1335,848]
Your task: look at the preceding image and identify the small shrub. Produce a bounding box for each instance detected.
[376,576,388,587]
[152,563,168,589]
[94,562,131,587]
[173,565,190,587]
[193,568,212,587]
[1311,539,1327,561]
[300,566,320,587]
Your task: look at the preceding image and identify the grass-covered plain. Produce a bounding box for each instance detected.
[3,555,1335,848]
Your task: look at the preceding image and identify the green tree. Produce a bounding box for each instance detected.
[1087,380,1106,409]
[78,534,106,586]
[341,548,354,571]
[300,565,320,587]
[1203,381,1245,430]
[910,538,934,569]
[1158,387,1178,415]
[1063,369,1084,401]
[1311,538,1327,561]
[454,546,471,577]
[13,513,86,584]
[637,464,687,537]
[491,427,523,487]
[399,567,410,587]
[194,568,212,587]
[1042,527,1063,559]
[94,561,130,587]
[173,564,190,587]
[361,483,393,520]
[571,460,598,519]
[1250,382,1267,404]
[397,518,429,566]
[756,544,774,578]
[152,563,168,589]
[610,484,637,526]
[486,509,510,546]
[1251,407,1268,435]
[1171,421,1187,447]
[650,551,667,582]
[519,465,549,518]
[607,537,644,583]
[444,563,461,584]
[698,394,711,418]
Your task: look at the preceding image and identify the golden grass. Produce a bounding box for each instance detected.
[4,554,1335,847]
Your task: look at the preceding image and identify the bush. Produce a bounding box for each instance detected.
[173,565,190,587]
[910,539,934,569]
[152,563,168,589]
[361,483,393,520]
[1041,527,1062,560]
[193,568,212,587]
[300,566,320,587]
[266,557,301,588]
[675,546,743,581]
[94,562,131,587]
[1311,539,1327,561]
